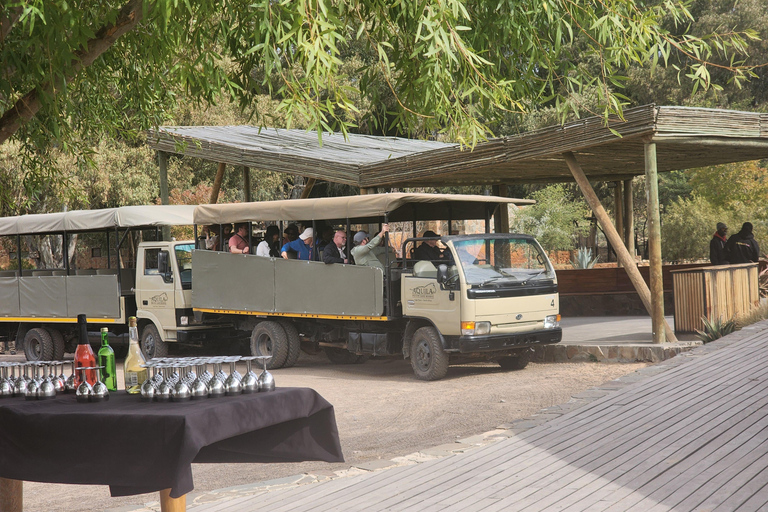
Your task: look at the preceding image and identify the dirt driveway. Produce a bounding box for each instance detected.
[9,353,646,512]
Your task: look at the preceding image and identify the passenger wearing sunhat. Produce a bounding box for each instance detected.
[280,227,314,260]
[351,224,390,268]
[413,230,446,262]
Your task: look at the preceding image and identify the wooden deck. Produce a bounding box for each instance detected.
[189,322,768,512]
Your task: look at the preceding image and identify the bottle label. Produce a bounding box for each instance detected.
[126,372,139,386]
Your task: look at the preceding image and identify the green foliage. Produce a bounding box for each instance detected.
[511,185,590,252]
[696,316,736,343]
[661,195,730,261]
[687,161,768,214]
[570,247,599,269]
[0,0,761,209]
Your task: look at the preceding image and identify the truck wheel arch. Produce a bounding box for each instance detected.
[138,320,169,359]
[402,319,447,359]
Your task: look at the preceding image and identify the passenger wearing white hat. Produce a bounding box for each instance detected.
[280,227,314,260]
[351,224,390,268]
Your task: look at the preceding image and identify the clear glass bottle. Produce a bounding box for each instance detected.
[98,327,117,392]
[74,314,97,387]
[123,317,147,394]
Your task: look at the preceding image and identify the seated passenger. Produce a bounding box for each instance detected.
[323,230,349,264]
[316,225,334,254]
[413,230,446,262]
[228,223,250,254]
[351,224,390,268]
[256,225,281,257]
[281,228,313,260]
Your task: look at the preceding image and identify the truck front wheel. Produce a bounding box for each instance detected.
[24,328,54,362]
[410,326,448,381]
[141,324,169,359]
[250,321,289,369]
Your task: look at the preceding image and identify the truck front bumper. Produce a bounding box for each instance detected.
[445,328,562,353]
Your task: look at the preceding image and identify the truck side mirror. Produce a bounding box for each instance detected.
[437,264,449,284]
[158,250,172,283]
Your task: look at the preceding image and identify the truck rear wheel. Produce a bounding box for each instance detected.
[497,349,532,371]
[48,328,66,360]
[24,328,54,362]
[278,320,301,368]
[141,324,169,359]
[410,326,448,381]
[250,321,289,369]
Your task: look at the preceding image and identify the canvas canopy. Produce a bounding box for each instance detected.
[193,193,532,226]
[0,205,197,236]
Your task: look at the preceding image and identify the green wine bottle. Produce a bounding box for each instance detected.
[98,327,117,392]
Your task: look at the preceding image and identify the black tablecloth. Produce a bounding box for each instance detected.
[0,388,343,498]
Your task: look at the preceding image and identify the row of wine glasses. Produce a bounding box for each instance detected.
[139,355,274,402]
[0,361,71,400]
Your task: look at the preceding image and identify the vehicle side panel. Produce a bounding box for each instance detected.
[66,275,122,318]
[19,276,67,317]
[401,276,460,335]
[0,276,20,316]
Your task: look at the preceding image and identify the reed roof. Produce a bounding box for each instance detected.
[147,105,768,188]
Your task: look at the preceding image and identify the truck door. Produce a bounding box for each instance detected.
[136,247,176,335]
[402,264,460,336]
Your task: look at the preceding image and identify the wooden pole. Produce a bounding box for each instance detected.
[301,178,316,199]
[563,152,676,342]
[644,142,667,344]
[242,166,251,203]
[0,478,22,512]
[624,178,635,260]
[614,181,623,267]
[159,489,186,512]
[210,162,226,204]
[158,151,171,241]
[492,185,510,233]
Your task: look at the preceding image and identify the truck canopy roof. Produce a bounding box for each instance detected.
[0,205,196,236]
[193,193,533,225]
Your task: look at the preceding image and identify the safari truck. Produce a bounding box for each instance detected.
[191,193,562,380]
[0,206,236,361]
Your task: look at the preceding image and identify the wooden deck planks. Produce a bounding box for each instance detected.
[189,324,768,512]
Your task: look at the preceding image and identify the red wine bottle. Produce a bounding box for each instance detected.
[74,314,98,387]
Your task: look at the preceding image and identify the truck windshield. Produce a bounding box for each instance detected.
[452,238,554,286]
[175,244,194,288]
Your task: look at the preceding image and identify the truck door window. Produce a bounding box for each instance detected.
[144,248,160,275]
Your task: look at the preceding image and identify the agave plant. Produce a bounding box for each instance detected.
[695,316,736,343]
[570,247,598,269]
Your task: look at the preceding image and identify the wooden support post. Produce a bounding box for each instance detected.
[242,166,251,203]
[210,162,226,204]
[301,178,316,199]
[644,142,667,344]
[492,185,510,233]
[359,187,370,195]
[159,488,186,512]
[158,151,171,241]
[614,181,623,267]
[624,178,635,260]
[0,478,22,512]
[563,152,676,342]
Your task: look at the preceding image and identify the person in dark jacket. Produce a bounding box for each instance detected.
[323,230,349,264]
[413,230,446,262]
[709,222,729,265]
[725,222,760,264]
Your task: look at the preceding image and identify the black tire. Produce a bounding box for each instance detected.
[410,326,449,381]
[325,347,359,364]
[141,323,168,360]
[279,320,301,368]
[250,321,289,369]
[48,328,66,360]
[497,349,532,371]
[353,354,370,364]
[24,328,54,362]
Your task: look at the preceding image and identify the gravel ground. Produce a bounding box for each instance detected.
[3,352,647,512]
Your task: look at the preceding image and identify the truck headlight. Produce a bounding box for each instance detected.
[461,321,491,335]
[544,314,561,329]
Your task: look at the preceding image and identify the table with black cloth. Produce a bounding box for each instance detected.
[0,387,343,511]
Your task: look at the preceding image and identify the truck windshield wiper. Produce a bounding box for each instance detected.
[521,270,547,285]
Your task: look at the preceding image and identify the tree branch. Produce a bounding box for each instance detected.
[0,5,23,43]
[0,0,144,146]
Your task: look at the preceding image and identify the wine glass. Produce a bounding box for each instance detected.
[51,361,66,393]
[65,360,77,393]
[13,363,28,397]
[38,362,57,400]
[255,356,274,392]
[172,362,191,401]
[207,357,226,398]
[75,367,94,403]
[224,357,242,396]
[140,363,156,401]
[241,356,259,394]
[0,363,13,397]
[155,364,173,402]
[190,359,209,399]
[25,363,41,400]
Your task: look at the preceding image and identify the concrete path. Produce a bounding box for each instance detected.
[185,320,768,512]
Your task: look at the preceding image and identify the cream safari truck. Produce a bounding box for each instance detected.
[0,206,238,361]
[191,193,562,380]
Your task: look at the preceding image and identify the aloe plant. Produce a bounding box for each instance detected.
[696,316,736,343]
[570,247,598,269]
